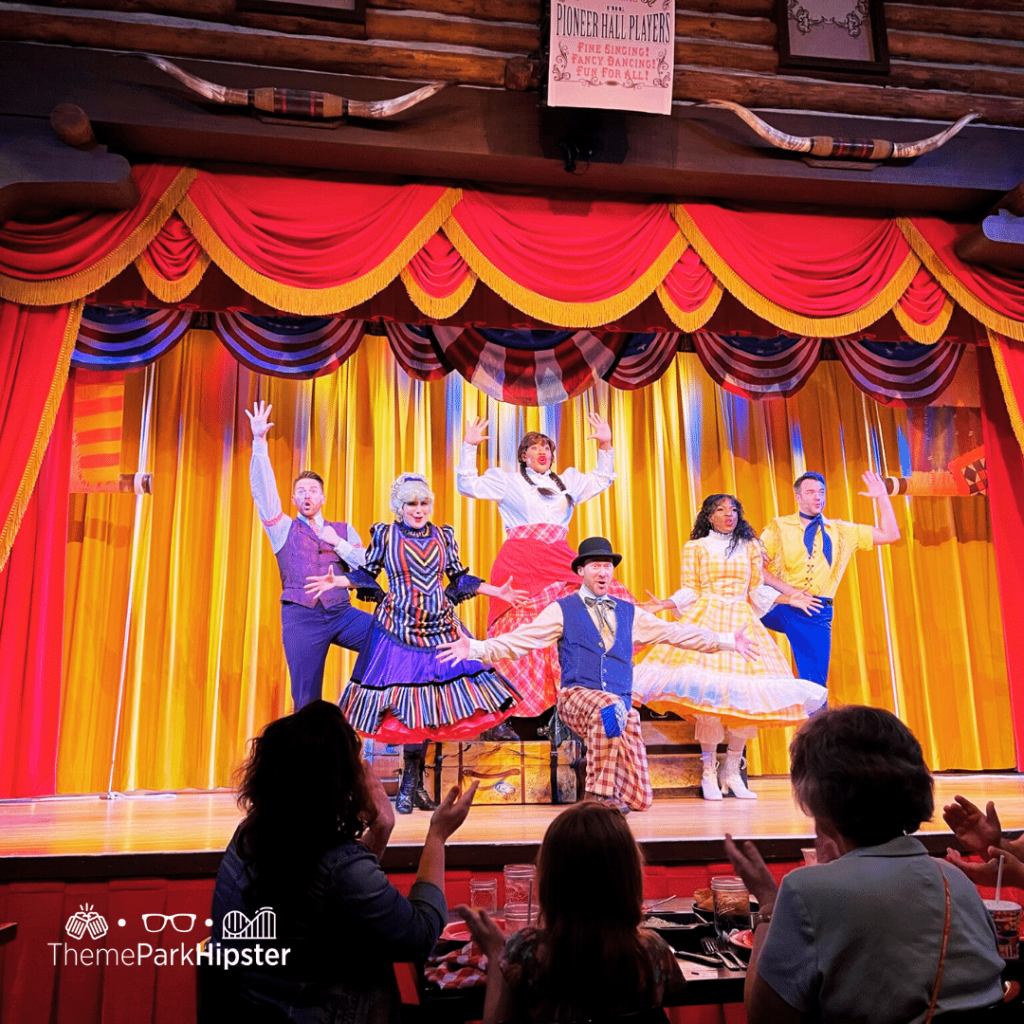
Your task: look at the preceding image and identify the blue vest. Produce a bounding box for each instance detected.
[557,594,634,700]
[275,518,352,609]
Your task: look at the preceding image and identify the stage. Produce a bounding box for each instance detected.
[3,774,1022,882]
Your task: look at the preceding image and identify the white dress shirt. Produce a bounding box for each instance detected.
[249,436,365,564]
[456,443,616,530]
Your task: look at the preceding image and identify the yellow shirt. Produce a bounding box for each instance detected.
[761,514,874,599]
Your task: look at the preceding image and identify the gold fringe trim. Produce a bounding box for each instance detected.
[134,250,211,303]
[988,328,1024,457]
[400,265,477,319]
[898,217,1024,344]
[893,295,954,344]
[178,187,463,316]
[673,205,921,337]
[656,278,723,331]
[0,168,199,306]
[443,217,686,328]
[0,298,83,572]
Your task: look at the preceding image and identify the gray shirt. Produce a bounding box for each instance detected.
[757,836,1004,1024]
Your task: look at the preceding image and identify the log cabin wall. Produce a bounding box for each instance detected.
[2,0,1022,125]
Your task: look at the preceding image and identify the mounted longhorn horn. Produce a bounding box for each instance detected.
[705,100,979,161]
[145,55,447,120]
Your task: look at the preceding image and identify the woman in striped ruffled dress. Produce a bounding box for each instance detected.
[457,414,633,731]
[306,472,523,813]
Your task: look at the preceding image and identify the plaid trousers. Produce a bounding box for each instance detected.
[558,685,653,812]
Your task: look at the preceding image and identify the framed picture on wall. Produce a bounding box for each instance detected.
[776,0,890,76]
[236,0,365,25]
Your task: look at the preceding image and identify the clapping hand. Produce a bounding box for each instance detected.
[724,833,778,912]
[245,400,274,439]
[585,412,612,448]
[457,905,507,960]
[734,624,760,662]
[465,417,489,446]
[947,846,1024,890]
[429,780,479,841]
[859,470,889,501]
[943,795,1002,856]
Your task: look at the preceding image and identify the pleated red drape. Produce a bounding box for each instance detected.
[0,377,73,798]
[978,347,1024,768]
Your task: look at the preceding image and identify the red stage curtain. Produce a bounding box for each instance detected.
[0,167,193,306]
[445,191,685,327]
[901,217,1024,342]
[0,380,72,798]
[0,301,81,570]
[400,230,476,319]
[675,204,918,336]
[179,172,459,315]
[978,348,1024,768]
[894,266,953,343]
[135,214,210,304]
[657,247,723,330]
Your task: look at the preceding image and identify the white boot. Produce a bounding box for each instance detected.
[719,751,757,800]
[701,752,722,801]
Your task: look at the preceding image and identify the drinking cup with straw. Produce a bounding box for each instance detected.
[983,853,1022,959]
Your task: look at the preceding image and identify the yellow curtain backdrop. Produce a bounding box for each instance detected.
[58,332,1014,792]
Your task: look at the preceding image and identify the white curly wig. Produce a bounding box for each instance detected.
[389,472,433,516]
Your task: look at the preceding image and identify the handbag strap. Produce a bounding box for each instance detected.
[923,867,952,1024]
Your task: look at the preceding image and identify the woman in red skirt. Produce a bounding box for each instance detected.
[456,414,633,729]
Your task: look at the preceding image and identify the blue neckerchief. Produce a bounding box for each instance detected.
[800,512,832,565]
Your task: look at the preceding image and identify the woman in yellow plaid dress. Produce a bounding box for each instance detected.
[634,494,826,801]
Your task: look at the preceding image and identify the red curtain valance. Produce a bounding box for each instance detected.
[4,165,1023,345]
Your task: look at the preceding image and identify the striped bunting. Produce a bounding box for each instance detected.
[384,322,451,380]
[73,306,192,370]
[213,313,364,378]
[833,338,963,407]
[605,332,682,390]
[431,327,622,406]
[692,331,821,399]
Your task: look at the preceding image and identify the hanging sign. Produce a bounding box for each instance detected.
[548,0,675,115]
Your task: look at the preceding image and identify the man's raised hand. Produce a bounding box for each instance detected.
[245,400,274,439]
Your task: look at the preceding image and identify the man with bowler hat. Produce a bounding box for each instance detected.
[439,537,757,813]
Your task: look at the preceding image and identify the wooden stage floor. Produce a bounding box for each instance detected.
[2,774,1022,880]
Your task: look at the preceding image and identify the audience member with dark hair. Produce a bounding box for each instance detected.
[725,705,1004,1024]
[208,700,478,1023]
[459,801,684,1024]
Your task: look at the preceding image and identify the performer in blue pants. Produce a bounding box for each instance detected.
[247,400,373,709]
[759,470,900,687]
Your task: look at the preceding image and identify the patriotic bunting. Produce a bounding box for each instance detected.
[212,313,365,378]
[72,310,966,407]
[73,306,192,370]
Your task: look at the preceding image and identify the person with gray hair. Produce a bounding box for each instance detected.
[724,705,1004,1024]
[306,472,524,813]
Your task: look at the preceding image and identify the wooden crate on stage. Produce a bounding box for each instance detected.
[642,718,748,798]
[362,738,401,796]
[425,740,581,806]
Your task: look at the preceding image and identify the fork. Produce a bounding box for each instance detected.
[702,937,743,970]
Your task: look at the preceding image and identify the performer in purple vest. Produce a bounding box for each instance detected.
[246,400,374,711]
[438,537,757,813]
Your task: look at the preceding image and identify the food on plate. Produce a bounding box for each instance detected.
[692,888,714,912]
[729,928,754,950]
